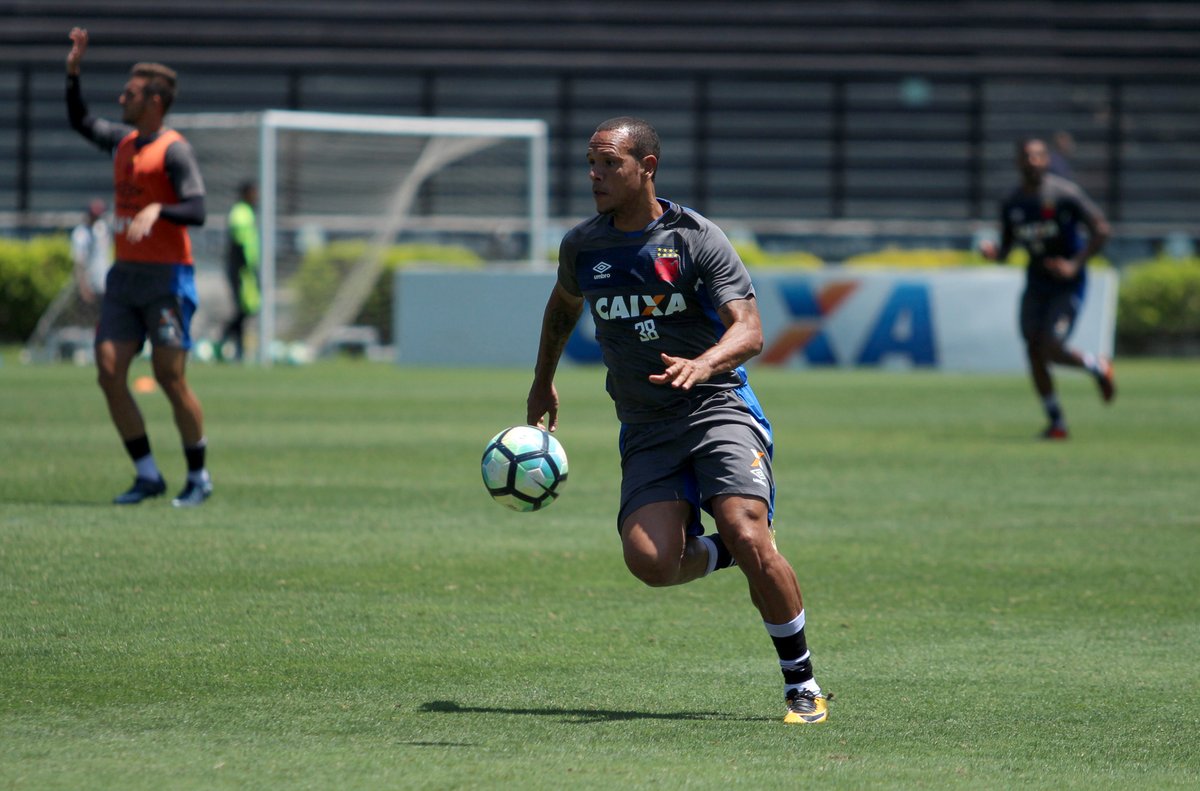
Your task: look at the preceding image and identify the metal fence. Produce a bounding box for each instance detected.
[4,64,1199,257]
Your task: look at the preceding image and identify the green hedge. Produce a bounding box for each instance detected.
[1116,257,1200,353]
[290,241,483,343]
[733,241,824,269]
[842,246,1112,269]
[843,246,998,268]
[0,235,73,342]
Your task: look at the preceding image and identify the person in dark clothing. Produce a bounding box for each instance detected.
[980,137,1115,440]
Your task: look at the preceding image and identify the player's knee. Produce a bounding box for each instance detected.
[153,363,186,391]
[1037,336,1065,359]
[721,524,769,569]
[96,365,123,393]
[1026,334,1054,359]
[154,375,180,399]
[623,548,678,587]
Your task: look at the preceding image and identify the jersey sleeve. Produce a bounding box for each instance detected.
[164,138,206,200]
[692,220,754,308]
[66,75,134,153]
[556,229,582,297]
[1063,181,1107,229]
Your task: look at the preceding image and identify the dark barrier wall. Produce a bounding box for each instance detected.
[3,1,1198,231]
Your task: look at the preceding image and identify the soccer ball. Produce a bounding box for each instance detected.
[480,425,569,512]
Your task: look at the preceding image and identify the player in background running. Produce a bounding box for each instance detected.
[980,137,1115,439]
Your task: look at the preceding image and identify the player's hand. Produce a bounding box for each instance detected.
[527,381,560,432]
[67,27,88,75]
[649,352,714,391]
[978,240,998,261]
[127,203,161,243]
[1045,257,1077,279]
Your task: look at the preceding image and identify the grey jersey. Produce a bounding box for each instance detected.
[558,200,755,424]
[999,173,1105,291]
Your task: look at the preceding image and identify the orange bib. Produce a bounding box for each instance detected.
[113,129,193,264]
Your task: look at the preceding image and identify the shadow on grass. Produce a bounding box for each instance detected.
[420,700,765,723]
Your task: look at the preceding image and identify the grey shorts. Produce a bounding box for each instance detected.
[97,262,198,350]
[617,387,775,536]
[1019,286,1081,346]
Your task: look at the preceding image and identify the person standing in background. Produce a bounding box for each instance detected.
[66,26,213,506]
[71,198,113,309]
[1047,130,1076,180]
[219,180,261,362]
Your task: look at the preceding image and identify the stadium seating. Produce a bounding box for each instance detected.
[1,1,1197,239]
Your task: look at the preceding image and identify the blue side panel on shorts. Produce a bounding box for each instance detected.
[732,382,775,524]
[732,381,774,451]
[171,264,198,350]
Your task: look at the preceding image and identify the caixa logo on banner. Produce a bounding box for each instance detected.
[564,277,938,368]
[761,278,938,367]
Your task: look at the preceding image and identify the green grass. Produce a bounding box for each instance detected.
[2,353,1198,790]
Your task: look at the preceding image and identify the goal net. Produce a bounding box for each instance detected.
[170,109,549,364]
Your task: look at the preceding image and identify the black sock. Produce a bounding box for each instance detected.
[1042,395,1064,427]
[765,613,815,685]
[124,435,152,463]
[184,439,207,473]
[706,533,736,570]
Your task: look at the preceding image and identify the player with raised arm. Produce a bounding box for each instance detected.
[981,137,1115,440]
[66,27,213,506]
[527,117,828,724]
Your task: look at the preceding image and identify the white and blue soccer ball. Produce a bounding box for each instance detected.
[481,425,568,512]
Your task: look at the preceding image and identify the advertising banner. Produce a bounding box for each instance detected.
[395,268,1117,372]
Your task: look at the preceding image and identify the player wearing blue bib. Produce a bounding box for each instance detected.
[527,117,828,724]
[981,137,1115,439]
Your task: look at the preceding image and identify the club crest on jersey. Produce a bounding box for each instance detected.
[594,292,688,320]
[654,247,682,284]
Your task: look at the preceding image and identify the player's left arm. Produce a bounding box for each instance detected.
[127,140,207,242]
[528,282,584,432]
[650,296,763,391]
[1048,189,1111,279]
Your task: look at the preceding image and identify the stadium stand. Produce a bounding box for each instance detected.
[2,0,1198,256]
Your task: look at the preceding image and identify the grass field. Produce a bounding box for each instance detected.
[2,353,1198,790]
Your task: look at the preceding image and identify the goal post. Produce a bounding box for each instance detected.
[169,109,550,365]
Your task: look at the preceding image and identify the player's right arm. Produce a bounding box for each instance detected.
[65,27,131,153]
[980,204,1014,262]
[527,282,584,433]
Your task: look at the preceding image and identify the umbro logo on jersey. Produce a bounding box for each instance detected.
[592,261,612,280]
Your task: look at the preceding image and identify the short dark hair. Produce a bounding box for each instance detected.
[131,62,178,113]
[596,116,661,163]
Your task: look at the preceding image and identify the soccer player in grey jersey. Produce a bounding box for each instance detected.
[981,138,1115,439]
[527,117,828,724]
